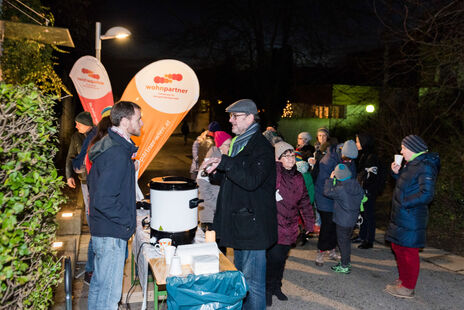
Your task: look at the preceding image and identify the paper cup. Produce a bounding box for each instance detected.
[164,245,176,265]
[394,154,403,166]
[169,256,182,276]
[205,230,216,243]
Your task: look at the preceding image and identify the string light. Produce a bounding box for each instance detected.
[282,102,294,118]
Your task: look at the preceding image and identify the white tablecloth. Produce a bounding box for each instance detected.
[131,210,205,309]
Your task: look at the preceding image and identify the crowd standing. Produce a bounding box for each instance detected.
[67,96,439,309]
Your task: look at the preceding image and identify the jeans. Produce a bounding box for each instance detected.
[266,244,290,294]
[85,237,94,273]
[88,236,127,310]
[234,249,266,310]
[336,225,353,266]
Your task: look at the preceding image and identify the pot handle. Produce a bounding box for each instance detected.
[189,198,204,209]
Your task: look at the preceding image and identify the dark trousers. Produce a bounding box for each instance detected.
[336,225,353,266]
[266,244,291,293]
[317,210,337,251]
[359,194,377,243]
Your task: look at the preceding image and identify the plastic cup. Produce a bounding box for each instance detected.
[394,154,403,166]
[164,245,176,265]
[205,230,216,243]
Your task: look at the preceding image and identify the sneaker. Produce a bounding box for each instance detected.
[331,263,351,274]
[315,250,325,266]
[328,249,341,261]
[274,289,288,301]
[84,271,93,285]
[385,284,414,299]
[385,279,402,291]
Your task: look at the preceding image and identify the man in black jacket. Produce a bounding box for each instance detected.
[205,99,277,310]
[87,101,142,309]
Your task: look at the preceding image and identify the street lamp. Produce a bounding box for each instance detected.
[95,21,131,61]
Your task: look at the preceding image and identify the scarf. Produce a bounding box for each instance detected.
[228,123,259,157]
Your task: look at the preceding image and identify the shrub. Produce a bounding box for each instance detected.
[0,83,66,309]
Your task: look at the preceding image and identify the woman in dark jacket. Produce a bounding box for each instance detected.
[353,133,385,249]
[266,142,314,306]
[385,135,440,299]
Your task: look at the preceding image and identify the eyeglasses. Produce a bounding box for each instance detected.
[281,153,295,159]
[229,113,248,120]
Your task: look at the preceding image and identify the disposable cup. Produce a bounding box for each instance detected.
[164,246,176,265]
[169,256,182,276]
[205,230,216,243]
[394,154,403,166]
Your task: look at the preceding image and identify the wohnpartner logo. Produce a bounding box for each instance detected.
[81,68,100,80]
[154,73,183,84]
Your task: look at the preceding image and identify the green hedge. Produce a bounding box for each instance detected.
[0,83,66,309]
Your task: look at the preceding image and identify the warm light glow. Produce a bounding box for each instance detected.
[61,212,73,218]
[217,100,222,105]
[282,102,294,118]
[366,104,375,113]
[115,33,129,39]
[53,242,63,248]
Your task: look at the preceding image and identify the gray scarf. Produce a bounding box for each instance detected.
[229,123,260,157]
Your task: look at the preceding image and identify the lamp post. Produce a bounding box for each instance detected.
[95,22,131,61]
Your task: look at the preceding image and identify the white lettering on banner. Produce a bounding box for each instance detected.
[139,119,172,163]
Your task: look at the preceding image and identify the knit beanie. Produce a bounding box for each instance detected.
[296,161,309,174]
[214,131,232,148]
[334,164,352,181]
[208,121,221,132]
[298,132,312,143]
[341,140,358,159]
[317,127,330,137]
[275,141,294,159]
[101,106,112,118]
[75,111,93,126]
[401,135,428,153]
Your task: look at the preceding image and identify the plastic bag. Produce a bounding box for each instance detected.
[166,270,248,310]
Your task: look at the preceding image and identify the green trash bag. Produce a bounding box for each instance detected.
[166,270,248,310]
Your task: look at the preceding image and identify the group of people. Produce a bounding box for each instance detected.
[64,97,440,309]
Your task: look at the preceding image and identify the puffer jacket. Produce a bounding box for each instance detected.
[276,162,314,245]
[386,152,440,248]
[323,178,364,228]
[315,143,357,212]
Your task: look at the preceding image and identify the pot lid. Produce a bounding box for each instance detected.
[150,176,197,191]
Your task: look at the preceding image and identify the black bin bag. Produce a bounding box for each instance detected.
[166,270,248,309]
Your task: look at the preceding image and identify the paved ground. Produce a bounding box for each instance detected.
[54,134,464,309]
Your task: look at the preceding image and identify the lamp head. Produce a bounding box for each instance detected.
[101,26,131,40]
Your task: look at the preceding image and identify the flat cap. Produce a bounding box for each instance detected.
[225,99,258,114]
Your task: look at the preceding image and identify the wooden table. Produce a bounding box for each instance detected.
[148,252,236,309]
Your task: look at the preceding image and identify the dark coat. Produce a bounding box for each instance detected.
[87,129,138,241]
[323,178,364,228]
[66,131,86,182]
[314,144,357,212]
[356,133,384,197]
[386,152,440,248]
[211,130,277,250]
[275,162,314,245]
[296,144,315,162]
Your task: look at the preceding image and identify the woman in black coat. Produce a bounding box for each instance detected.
[353,133,385,249]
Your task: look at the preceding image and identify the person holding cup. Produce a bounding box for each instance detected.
[385,135,440,299]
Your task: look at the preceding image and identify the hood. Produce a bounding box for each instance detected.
[412,152,441,173]
[357,133,375,153]
[88,129,138,162]
[341,178,365,196]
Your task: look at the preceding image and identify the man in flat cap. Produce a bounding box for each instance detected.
[385,135,440,299]
[204,99,277,310]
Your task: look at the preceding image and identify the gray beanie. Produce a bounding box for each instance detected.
[275,141,294,159]
[341,140,358,159]
[75,111,93,126]
[334,164,352,181]
[402,135,428,153]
